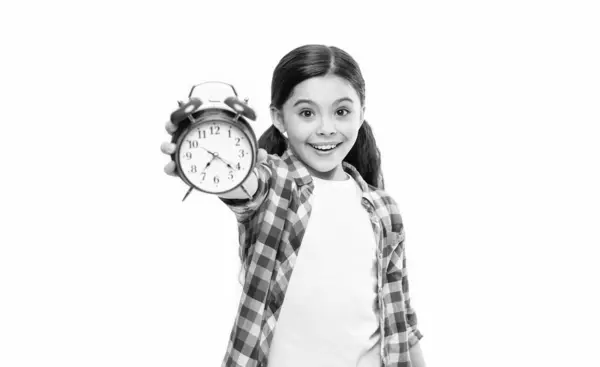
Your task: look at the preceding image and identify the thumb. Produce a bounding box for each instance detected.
[257,148,268,163]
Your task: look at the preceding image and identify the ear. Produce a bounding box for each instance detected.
[270,106,286,135]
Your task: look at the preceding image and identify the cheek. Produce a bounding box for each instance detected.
[286,121,312,143]
[340,122,361,140]
[285,117,361,143]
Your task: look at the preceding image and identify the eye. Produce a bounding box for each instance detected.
[299,110,314,118]
[336,108,350,117]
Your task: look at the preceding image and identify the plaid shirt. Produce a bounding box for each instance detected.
[219,148,423,367]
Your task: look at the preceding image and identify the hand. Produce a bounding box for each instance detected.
[161,119,180,176]
[256,148,268,165]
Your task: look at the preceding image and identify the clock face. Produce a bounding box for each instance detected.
[177,120,254,194]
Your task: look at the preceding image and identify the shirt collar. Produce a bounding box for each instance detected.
[281,147,378,210]
[281,148,313,187]
[343,161,378,211]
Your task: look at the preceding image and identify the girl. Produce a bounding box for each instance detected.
[162,44,425,367]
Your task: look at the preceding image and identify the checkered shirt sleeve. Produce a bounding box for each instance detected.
[382,195,424,364]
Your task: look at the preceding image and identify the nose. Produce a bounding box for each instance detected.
[316,116,336,136]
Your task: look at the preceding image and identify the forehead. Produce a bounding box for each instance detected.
[287,75,359,105]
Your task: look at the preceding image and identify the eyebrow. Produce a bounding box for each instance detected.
[292,97,355,107]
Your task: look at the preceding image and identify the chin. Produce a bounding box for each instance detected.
[311,163,339,174]
[303,154,346,178]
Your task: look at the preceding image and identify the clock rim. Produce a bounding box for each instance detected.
[174,116,257,196]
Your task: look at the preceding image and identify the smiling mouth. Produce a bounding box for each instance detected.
[309,142,342,152]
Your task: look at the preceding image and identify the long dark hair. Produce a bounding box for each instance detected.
[258,44,384,189]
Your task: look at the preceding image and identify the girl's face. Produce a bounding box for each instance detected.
[271,74,365,181]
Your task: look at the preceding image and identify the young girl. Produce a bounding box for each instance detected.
[162,44,425,367]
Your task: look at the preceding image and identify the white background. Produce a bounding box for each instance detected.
[1,1,599,366]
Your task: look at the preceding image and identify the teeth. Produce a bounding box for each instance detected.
[311,144,338,150]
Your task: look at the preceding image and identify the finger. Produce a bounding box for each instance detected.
[164,161,178,176]
[165,120,178,135]
[160,142,176,155]
[257,148,268,163]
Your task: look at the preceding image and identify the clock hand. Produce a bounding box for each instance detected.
[182,158,214,202]
[214,156,236,170]
[199,157,215,175]
[199,147,238,170]
[200,147,217,157]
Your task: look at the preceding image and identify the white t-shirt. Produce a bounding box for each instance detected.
[267,173,381,367]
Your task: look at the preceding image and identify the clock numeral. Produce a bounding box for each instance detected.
[210,126,220,135]
[184,152,192,160]
[228,129,232,138]
[236,162,241,170]
[238,150,245,158]
[235,137,241,146]
[190,165,197,173]
[200,172,206,181]
[228,171,234,180]
[187,140,198,149]
[198,130,206,139]
[214,176,220,184]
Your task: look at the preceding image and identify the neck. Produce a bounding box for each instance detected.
[307,164,348,181]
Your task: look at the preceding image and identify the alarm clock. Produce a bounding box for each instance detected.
[169,81,258,201]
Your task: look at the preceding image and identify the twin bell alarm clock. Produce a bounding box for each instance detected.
[169,81,258,201]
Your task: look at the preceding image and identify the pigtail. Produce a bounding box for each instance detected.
[344,120,384,189]
[258,125,288,157]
